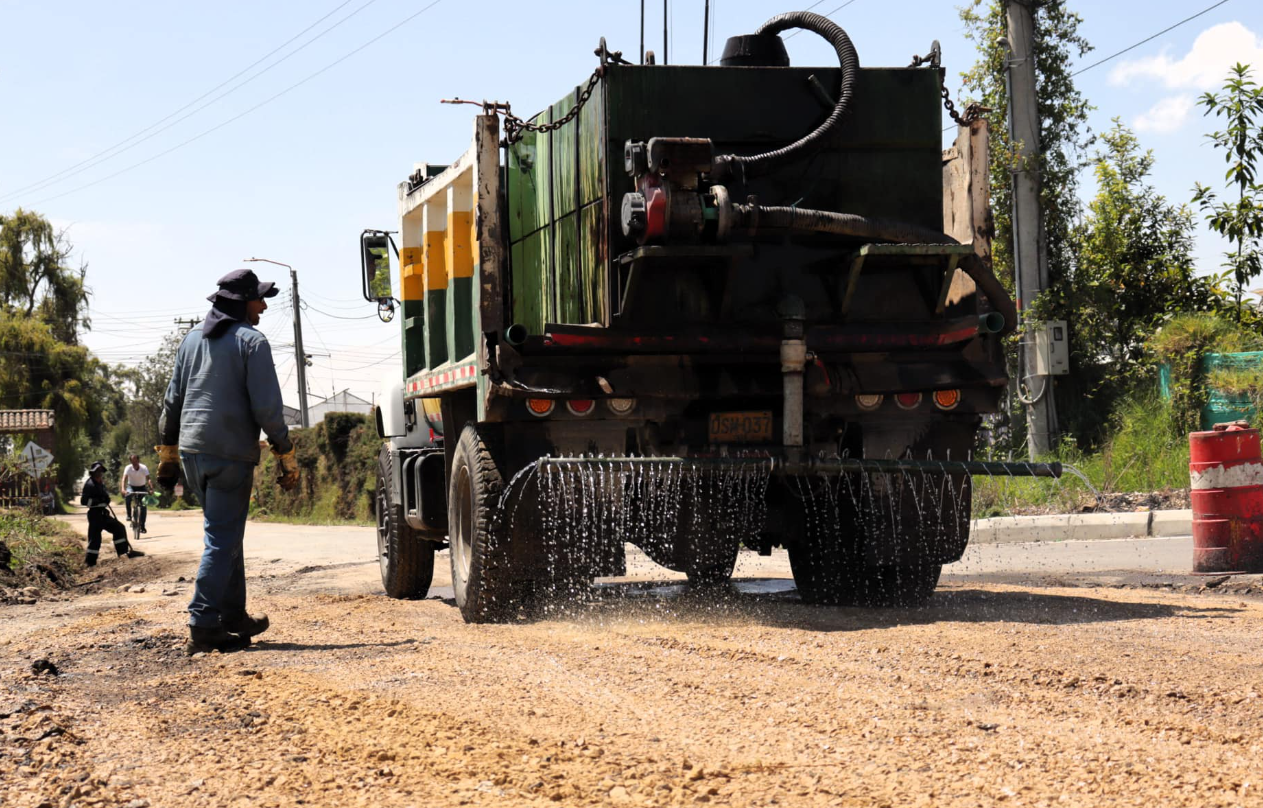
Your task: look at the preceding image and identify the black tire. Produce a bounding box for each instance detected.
[130,501,142,544]
[787,528,851,605]
[790,537,941,607]
[849,563,942,607]
[684,545,738,587]
[449,424,515,623]
[376,446,435,599]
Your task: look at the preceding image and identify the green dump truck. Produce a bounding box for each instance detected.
[360,12,1051,623]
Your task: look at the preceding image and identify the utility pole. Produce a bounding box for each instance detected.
[244,257,310,429]
[173,317,201,333]
[1005,0,1055,459]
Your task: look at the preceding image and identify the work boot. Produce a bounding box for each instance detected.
[84,553,97,568]
[223,612,270,638]
[124,548,146,559]
[186,626,251,656]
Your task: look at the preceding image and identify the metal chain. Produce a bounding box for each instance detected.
[909,41,984,127]
[941,83,984,126]
[502,69,604,145]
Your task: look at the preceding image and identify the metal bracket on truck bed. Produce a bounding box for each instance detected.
[838,242,976,319]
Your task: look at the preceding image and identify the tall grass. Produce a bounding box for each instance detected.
[973,391,1190,517]
[0,508,84,571]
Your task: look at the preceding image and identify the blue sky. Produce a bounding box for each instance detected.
[2,0,1260,409]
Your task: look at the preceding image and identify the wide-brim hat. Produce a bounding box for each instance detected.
[206,268,280,303]
[88,461,107,475]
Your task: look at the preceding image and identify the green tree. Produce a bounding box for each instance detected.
[1049,120,1222,442]
[0,209,108,491]
[960,0,1094,296]
[0,313,105,491]
[1192,63,1263,320]
[0,208,90,344]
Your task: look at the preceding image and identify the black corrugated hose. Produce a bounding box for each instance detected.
[711,12,860,182]
[735,204,1017,335]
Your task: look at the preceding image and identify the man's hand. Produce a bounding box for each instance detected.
[273,447,300,491]
[154,445,180,491]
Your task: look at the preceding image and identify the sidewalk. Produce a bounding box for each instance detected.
[972,509,1192,544]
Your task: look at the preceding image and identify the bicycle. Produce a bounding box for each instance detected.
[125,487,149,543]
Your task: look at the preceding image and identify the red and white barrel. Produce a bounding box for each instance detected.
[1189,421,1263,573]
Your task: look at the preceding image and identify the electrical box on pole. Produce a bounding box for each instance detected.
[1033,321,1069,376]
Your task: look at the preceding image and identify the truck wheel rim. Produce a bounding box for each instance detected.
[376,478,390,576]
[453,465,474,585]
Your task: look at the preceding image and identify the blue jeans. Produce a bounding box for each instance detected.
[182,452,254,629]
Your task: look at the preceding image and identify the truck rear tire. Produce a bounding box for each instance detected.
[850,563,942,607]
[789,536,941,607]
[449,424,515,623]
[376,447,435,599]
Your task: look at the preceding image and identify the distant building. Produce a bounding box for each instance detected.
[305,390,374,426]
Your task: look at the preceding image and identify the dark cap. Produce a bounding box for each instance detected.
[89,461,107,475]
[206,269,279,303]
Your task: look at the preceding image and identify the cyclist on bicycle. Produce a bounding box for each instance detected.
[121,454,152,534]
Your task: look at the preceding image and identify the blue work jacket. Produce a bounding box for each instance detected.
[159,322,293,464]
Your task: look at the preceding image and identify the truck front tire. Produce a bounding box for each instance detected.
[376,446,435,599]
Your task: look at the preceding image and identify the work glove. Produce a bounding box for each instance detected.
[273,446,300,492]
[154,445,181,491]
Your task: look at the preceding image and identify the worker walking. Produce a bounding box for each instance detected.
[157,269,300,656]
[80,461,145,567]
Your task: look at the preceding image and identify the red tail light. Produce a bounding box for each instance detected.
[894,392,922,410]
[566,399,595,416]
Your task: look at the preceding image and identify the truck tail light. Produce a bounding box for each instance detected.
[566,399,595,416]
[855,394,883,411]
[526,399,555,417]
[933,389,961,411]
[894,392,922,410]
[606,398,636,415]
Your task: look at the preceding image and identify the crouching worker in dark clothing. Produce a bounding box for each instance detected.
[158,269,300,657]
[80,461,145,567]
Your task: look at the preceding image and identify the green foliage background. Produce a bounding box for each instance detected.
[252,413,380,524]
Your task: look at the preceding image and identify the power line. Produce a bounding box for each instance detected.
[1073,0,1231,77]
[301,301,378,320]
[940,0,1234,134]
[784,0,860,40]
[0,0,373,203]
[313,353,401,373]
[29,0,447,206]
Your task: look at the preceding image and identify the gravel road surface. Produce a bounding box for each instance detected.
[3,511,1261,807]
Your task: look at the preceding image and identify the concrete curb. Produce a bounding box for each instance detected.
[971,509,1192,544]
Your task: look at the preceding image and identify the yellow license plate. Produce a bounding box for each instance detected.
[708,411,774,443]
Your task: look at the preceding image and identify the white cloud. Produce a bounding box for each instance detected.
[1110,22,1263,90]
[1134,94,1195,133]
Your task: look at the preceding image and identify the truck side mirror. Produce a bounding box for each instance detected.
[360,231,393,301]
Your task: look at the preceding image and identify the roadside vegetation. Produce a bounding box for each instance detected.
[251,413,378,526]
[0,506,84,589]
[957,2,1263,516]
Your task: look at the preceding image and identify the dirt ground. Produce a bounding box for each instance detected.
[3,513,1263,807]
